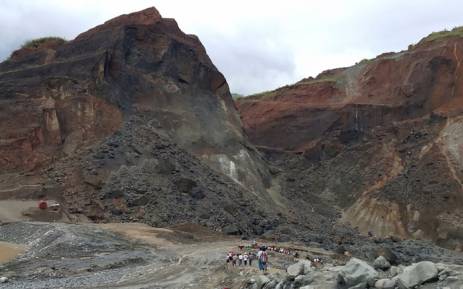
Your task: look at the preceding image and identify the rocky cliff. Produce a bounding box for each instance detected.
[237,28,463,249]
[0,7,278,234]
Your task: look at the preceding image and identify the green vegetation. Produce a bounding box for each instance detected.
[356,58,371,65]
[5,36,67,61]
[21,36,67,49]
[418,26,463,44]
[245,89,278,100]
[298,72,344,85]
[304,75,340,84]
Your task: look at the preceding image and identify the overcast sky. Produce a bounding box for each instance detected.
[1,0,462,94]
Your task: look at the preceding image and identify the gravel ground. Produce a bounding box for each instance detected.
[1,221,463,289]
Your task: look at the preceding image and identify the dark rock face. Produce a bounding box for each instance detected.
[0,7,274,234]
[237,35,463,248]
[0,8,268,192]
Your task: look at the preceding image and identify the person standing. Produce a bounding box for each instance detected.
[226,252,233,267]
[243,253,249,266]
[257,247,268,272]
[238,253,243,266]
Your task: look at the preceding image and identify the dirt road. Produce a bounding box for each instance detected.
[0,200,37,222]
[0,200,66,223]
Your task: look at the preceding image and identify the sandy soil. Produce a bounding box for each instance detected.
[0,200,37,222]
[0,241,24,264]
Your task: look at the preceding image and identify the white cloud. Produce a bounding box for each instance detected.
[0,0,462,94]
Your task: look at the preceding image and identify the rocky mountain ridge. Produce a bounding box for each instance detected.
[0,7,280,235]
[237,28,463,249]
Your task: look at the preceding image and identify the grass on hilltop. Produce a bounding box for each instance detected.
[21,37,67,49]
[244,90,278,100]
[418,26,463,44]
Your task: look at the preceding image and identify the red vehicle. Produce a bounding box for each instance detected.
[38,200,48,210]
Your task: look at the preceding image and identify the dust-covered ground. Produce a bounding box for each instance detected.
[0,221,297,289]
[1,221,463,289]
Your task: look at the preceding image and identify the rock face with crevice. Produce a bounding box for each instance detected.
[237,31,463,248]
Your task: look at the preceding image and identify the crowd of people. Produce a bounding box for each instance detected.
[226,242,324,272]
[226,244,269,271]
[266,245,296,256]
[226,252,255,267]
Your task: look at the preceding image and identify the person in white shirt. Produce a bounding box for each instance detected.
[238,254,243,266]
[243,253,249,266]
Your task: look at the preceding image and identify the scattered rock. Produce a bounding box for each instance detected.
[222,224,241,235]
[375,247,398,265]
[438,267,453,281]
[337,258,378,289]
[397,261,438,288]
[248,275,270,289]
[373,256,391,270]
[263,280,277,289]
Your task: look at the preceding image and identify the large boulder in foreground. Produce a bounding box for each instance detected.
[374,278,396,289]
[337,258,378,289]
[287,260,312,277]
[396,261,438,288]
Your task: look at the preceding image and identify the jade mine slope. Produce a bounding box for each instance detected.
[237,29,463,250]
[0,7,280,235]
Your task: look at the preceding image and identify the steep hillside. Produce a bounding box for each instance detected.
[0,7,279,235]
[237,28,463,249]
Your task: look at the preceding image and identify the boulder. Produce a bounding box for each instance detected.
[373,256,391,270]
[397,261,438,289]
[337,258,378,289]
[389,265,403,277]
[294,274,314,287]
[0,277,7,283]
[374,278,396,289]
[287,260,312,277]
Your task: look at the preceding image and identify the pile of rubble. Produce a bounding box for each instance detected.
[244,255,463,289]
